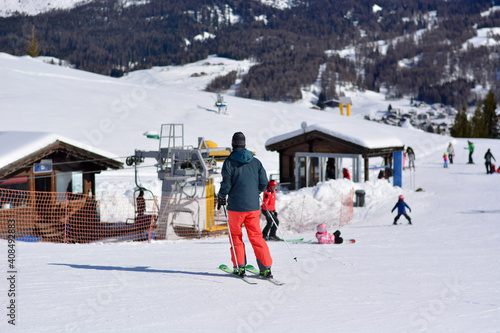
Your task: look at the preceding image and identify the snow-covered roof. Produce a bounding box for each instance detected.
[265,117,404,149]
[0,131,120,170]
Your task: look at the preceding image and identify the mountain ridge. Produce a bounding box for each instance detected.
[0,0,499,109]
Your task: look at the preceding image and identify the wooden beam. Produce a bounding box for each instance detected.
[364,157,370,182]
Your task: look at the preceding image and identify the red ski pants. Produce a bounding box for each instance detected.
[228,210,273,270]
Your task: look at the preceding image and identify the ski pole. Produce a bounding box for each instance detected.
[222,204,240,270]
[260,197,298,262]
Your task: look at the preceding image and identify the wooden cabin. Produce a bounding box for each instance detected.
[0,132,122,194]
[0,132,123,241]
[265,121,404,190]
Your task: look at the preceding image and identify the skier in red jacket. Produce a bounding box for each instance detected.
[261,180,280,241]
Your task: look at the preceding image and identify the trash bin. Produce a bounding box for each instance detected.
[355,190,366,207]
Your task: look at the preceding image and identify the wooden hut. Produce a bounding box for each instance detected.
[0,131,122,194]
[0,132,124,241]
[265,120,404,190]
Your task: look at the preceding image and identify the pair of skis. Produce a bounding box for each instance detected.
[218,264,284,285]
[282,238,356,244]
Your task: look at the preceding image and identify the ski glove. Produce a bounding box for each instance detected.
[217,196,226,210]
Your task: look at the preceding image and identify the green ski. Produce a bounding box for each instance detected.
[218,264,257,284]
[245,265,284,285]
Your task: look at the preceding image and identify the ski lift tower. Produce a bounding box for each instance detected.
[215,92,228,114]
[126,124,231,239]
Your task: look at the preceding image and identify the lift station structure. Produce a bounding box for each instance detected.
[126,124,230,239]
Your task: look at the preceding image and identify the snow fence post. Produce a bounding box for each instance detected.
[393,150,403,187]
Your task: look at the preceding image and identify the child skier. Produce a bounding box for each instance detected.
[443,152,449,168]
[391,195,412,225]
[261,180,280,241]
[315,223,344,244]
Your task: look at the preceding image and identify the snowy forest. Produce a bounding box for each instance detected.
[2,0,500,111]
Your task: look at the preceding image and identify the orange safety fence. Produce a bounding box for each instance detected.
[0,187,354,243]
[339,188,354,227]
[0,188,157,243]
[0,188,231,243]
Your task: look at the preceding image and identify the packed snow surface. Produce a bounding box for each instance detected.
[0,53,499,332]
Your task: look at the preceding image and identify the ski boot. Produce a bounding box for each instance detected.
[260,269,273,279]
[233,267,246,278]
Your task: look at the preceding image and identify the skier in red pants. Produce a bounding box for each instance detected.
[217,132,273,278]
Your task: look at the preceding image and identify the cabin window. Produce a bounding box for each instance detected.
[56,172,83,195]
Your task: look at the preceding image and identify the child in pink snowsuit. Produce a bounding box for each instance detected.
[443,152,449,168]
[315,223,344,244]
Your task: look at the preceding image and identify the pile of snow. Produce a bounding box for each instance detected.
[276,178,403,232]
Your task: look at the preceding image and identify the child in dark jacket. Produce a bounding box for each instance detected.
[391,195,412,225]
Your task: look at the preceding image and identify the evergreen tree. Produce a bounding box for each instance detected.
[26,26,39,58]
[450,105,471,137]
[471,100,488,138]
[482,89,499,138]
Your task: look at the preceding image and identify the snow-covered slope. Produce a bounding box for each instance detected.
[1,52,500,332]
[0,53,451,175]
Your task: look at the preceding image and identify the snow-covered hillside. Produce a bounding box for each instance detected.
[0,0,89,17]
[0,52,452,174]
[0,0,296,17]
[1,53,500,332]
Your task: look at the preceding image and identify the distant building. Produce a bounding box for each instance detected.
[265,120,404,190]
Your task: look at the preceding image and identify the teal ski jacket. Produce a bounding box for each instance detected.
[218,148,268,212]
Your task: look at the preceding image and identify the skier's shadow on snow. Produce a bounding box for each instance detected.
[50,263,225,278]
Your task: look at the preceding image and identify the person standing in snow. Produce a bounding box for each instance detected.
[406,146,415,170]
[315,223,343,244]
[447,142,455,164]
[343,168,351,180]
[217,132,273,278]
[484,149,496,174]
[261,180,280,241]
[466,140,475,164]
[136,190,146,216]
[391,195,412,225]
[443,152,449,168]
[135,189,148,226]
